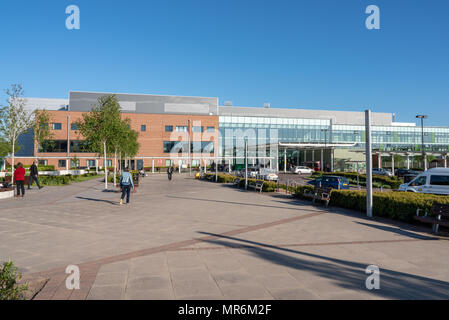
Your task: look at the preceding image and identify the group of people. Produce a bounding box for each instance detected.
[13,161,43,198]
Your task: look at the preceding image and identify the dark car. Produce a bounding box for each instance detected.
[307,176,350,190]
[395,169,420,177]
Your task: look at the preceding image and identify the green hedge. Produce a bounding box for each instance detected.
[38,173,100,186]
[203,173,300,193]
[6,165,55,171]
[328,190,449,223]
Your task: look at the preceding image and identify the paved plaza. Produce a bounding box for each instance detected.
[1,173,449,300]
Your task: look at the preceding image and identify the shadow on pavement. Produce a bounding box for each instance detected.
[76,196,118,205]
[166,195,322,213]
[355,222,439,241]
[197,231,449,299]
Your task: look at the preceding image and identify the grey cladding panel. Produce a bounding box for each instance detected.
[69,91,218,115]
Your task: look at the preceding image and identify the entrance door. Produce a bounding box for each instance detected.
[136,160,144,170]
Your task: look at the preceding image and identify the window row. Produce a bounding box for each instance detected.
[39,140,93,153]
[165,126,215,133]
[163,141,215,153]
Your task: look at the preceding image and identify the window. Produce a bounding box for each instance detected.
[105,160,112,167]
[39,140,68,153]
[207,126,215,132]
[430,175,449,186]
[70,140,92,153]
[87,160,96,168]
[71,123,79,130]
[141,125,146,132]
[164,141,175,153]
[165,160,173,166]
[165,125,173,132]
[192,126,203,133]
[38,160,48,166]
[70,159,80,168]
[52,123,62,130]
[176,126,188,132]
[411,176,427,186]
[58,160,66,168]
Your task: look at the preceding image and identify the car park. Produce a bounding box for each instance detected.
[307,176,350,190]
[398,168,449,195]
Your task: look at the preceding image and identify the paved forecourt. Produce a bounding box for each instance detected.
[1,173,449,300]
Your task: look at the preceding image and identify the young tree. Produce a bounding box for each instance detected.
[0,138,11,158]
[120,124,140,171]
[106,117,139,185]
[33,109,54,161]
[0,84,34,184]
[76,95,122,189]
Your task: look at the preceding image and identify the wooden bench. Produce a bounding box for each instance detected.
[248,180,264,193]
[415,203,449,234]
[303,186,332,208]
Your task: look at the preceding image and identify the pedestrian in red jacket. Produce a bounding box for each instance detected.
[14,163,25,197]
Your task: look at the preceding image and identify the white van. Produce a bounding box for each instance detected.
[399,168,449,195]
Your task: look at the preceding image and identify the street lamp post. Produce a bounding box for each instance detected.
[416,115,428,170]
[244,138,248,190]
[188,119,191,176]
[321,128,328,148]
[321,128,329,171]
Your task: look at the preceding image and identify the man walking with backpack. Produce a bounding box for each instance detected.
[119,168,134,205]
[28,161,43,190]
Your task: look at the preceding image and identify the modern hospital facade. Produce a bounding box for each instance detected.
[3,91,449,172]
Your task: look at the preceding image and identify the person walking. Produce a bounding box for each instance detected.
[14,163,26,197]
[119,168,134,205]
[167,166,173,181]
[28,161,43,190]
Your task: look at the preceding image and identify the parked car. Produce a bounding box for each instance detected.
[395,169,420,177]
[372,168,393,177]
[307,176,350,190]
[293,166,314,175]
[398,168,449,195]
[259,169,278,182]
[302,161,321,172]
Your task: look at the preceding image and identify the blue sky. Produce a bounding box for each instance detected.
[0,0,448,126]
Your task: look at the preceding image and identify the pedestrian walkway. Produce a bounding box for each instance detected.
[1,174,448,299]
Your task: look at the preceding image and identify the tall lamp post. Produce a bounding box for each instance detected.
[321,128,328,148]
[321,128,329,171]
[416,115,428,170]
[188,119,191,176]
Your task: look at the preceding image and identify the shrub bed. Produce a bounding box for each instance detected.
[38,173,100,186]
[328,190,449,223]
[6,165,55,171]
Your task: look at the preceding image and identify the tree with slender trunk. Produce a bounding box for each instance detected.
[75,95,122,190]
[109,118,138,186]
[0,84,34,184]
[33,109,54,162]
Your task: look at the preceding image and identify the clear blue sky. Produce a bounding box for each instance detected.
[0,0,448,126]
